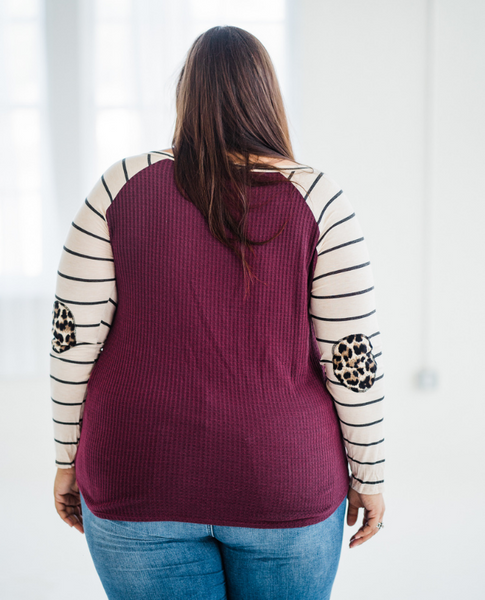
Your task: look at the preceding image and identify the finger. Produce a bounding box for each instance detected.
[350,507,382,534]
[62,504,79,516]
[55,500,82,523]
[73,522,85,534]
[68,513,85,534]
[357,505,379,534]
[346,503,359,527]
[62,510,81,526]
[350,512,371,537]
[64,513,85,534]
[65,505,84,528]
[54,493,81,509]
[359,513,382,538]
[351,525,378,543]
[350,514,384,547]
[350,528,378,548]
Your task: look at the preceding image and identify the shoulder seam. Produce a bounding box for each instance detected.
[289,170,345,228]
[104,151,173,216]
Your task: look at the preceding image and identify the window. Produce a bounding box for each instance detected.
[0,0,289,376]
[90,0,288,180]
[0,0,48,287]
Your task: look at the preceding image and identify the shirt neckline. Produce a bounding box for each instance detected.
[152,150,312,173]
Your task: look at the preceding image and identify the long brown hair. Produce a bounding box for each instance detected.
[172,25,301,299]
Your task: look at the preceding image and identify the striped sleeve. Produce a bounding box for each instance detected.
[49,150,177,468]
[50,165,120,468]
[292,170,386,495]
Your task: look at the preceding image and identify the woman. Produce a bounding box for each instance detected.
[51,25,385,600]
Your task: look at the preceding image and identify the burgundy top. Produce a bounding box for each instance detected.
[50,150,386,528]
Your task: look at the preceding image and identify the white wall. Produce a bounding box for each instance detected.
[290,1,485,598]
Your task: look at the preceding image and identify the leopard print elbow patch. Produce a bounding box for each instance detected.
[51,300,76,353]
[332,333,377,392]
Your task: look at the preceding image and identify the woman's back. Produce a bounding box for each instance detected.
[53,149,370,526]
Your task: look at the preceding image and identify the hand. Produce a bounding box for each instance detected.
[53,467,84,534]
[347,486,385,549]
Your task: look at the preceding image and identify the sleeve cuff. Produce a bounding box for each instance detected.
[350,474,385,495]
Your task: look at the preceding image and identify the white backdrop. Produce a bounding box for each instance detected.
[292,1,485,598]
[1,0,484,598]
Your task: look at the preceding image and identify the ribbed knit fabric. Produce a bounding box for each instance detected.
[50,150,386,528]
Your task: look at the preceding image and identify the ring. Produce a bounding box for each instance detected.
[376,522,384,530]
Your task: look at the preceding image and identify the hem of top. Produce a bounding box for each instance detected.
[84,489,349,529]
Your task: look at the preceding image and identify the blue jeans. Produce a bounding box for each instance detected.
[80,493,347,600]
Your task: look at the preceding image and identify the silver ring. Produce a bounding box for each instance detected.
[376,522,384,530]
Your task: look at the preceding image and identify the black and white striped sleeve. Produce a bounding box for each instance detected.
[305,172,386,494]
[49,163,120,469]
